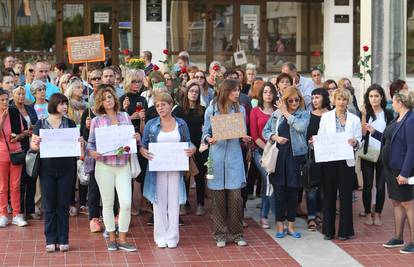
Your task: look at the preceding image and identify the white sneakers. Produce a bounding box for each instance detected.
[0,214,29,227]
[0,216,8,227]
[12,214,28,227]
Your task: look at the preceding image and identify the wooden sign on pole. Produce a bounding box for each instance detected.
[67,34,106,64]
[211,112,246,140]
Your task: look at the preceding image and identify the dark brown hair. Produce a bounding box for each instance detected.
[257,82,277,109]
[215,79,240,114]
[181,82,204,116]
[48,93,69,114]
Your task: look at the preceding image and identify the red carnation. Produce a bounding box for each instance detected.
[122,48,131,56]
[163,49,169,55]
[362,45,369,52]
[124,146,131,153]
[312,50,321,57]
[212,64,220,71]
[180,66,187,73]
[153,64,160,71]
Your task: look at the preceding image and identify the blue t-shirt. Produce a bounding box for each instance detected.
[25,81,60,102]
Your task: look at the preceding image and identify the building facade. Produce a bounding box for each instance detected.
[0,0,412,84]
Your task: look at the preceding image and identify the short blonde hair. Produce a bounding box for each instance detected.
[394,90,414,109]
[154,92,174,106]
[124,69,145,93]
[333,88,351,102]
[64,78,83,99]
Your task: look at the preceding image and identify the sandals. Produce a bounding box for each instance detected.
[307,219,317,231]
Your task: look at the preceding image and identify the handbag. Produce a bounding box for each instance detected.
[185,156,199,180]
[130,153,141,179]
[77,159,90,185]
[300,148,314,191]
[25,149,40,178]
[261,116,281,174]
[233,40,248,66]
[2,130,25,165]
[357,145,380,163]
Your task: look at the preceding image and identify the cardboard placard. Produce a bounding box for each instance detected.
[211,112,246,140]
[67,34,106,64]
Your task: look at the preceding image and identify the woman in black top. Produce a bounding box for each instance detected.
[31,93,83,253]
[359,84,393,226]
[305,88,330,231]
[176,81,206,216]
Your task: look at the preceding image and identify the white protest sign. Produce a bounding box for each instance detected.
[95,125,137,155]
[39,128,81,158]
[313,132,355,163]
[148,142,189,171]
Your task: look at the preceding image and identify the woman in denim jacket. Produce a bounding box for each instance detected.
[140,93,195,248]
[262,86,310,239]
[202,79,251,248]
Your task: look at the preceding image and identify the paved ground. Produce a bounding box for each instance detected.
[0,187,413,266]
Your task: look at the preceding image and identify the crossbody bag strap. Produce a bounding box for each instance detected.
[1,130,11,152]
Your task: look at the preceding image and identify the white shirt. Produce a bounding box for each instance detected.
[368,111,386,150]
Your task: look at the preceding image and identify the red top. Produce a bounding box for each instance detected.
[249,107,271,146]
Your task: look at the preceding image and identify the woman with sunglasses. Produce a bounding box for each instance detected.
[194,71,214,108]
[263,86,310,239]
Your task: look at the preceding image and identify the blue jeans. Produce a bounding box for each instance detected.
[253,149,276,219]
[306,188,321,219]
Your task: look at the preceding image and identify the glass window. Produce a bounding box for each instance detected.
[212,4,233,69]
[407,1,414,73]
[240,4,260,67]
[167,0,207,70]
[266,2,323,73]
[15,0,56,52]
[0,0,12,52]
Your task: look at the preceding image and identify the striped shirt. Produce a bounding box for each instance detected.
[87,111,132,167]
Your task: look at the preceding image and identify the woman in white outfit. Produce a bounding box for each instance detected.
[140,93,195,248]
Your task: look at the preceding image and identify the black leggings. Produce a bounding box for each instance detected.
[361,159,385,214]
[274,185,299,222]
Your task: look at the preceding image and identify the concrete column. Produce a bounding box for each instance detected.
[358,0,372,99]
[388,0,406,81]
[323,0,353,79]
[140,0,167,65]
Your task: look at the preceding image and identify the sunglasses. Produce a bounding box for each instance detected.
[287,98,300,104]
[131,80,143,84]
[28,69,34,73]
[91,77,101,81]
[36,88,46,92]
[194,76,205,79]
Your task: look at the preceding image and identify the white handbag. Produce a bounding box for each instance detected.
[130,153,141,179]
[261,116,280,174]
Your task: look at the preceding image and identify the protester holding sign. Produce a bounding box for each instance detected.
[31,93,84,252]
[87,85,140,252]
[262,86,310,239]
[317,88,361,241]
[202,79,250,248]
[140,93,195,249]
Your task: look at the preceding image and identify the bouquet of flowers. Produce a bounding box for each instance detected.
[126,58,145,70]
[204,156,214,180]
[159,49,173,73]
[115,146,131,156]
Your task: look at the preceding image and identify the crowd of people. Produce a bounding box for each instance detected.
[0,51,413,254]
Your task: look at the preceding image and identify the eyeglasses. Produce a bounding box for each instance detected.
[287,98,300,104]
[91,77,101,81]
[131,80,143,84]
[36,88,46,92]
[188,89,199,95]
[194,76,205,79]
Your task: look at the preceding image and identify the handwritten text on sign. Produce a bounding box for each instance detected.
[95,125,137,155]
[148,142,189,171]
[39,128,81,158]
[67,34,106,64]
[211,112,246,140]
[313,132,355,163]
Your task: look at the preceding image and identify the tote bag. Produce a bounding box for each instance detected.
[261,116,280,174]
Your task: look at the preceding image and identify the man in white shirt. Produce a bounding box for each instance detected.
[281,62,314,111]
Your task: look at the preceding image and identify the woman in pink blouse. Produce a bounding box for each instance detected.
[87,85,140,252]
[249,82,278,229]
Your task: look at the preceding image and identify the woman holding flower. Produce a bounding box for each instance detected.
[202,79,250,248]
[87,85,140,252]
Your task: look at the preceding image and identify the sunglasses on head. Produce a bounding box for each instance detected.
[287,98,300,104]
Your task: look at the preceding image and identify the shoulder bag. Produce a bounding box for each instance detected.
[261,116,280,174]
[2,130,25,165]
[357,144,380,163]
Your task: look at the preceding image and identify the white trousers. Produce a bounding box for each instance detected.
[95,161,132,233]
[153,171,180,246]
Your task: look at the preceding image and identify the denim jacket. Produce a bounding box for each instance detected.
[202,104,246,190]
[262,109,310,156]
[141,116,194,204]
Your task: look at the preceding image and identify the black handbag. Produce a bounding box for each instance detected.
[300,147,314,191]
[25,149,40,178]
[2,130,25,165]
